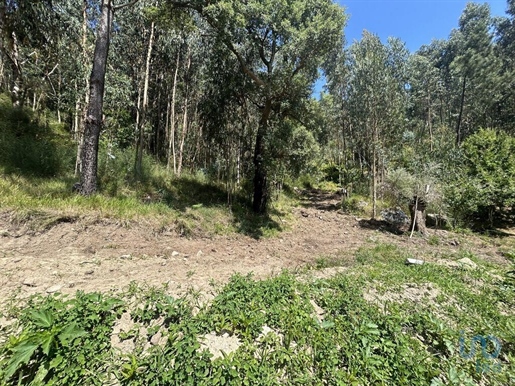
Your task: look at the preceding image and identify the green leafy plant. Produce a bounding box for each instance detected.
[0,292,124,385]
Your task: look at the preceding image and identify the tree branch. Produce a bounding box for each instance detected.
[226,41,265,87]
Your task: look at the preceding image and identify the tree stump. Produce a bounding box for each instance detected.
[409,196,427,235]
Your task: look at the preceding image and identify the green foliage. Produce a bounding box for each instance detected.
[355,243,410,265]
[384,165,446,215]
[0,292,124,385]
[0,95,75,177]
[270,121,322,181]
[1,244,514,385]
[341,195,372,215]
[447,129,515,225]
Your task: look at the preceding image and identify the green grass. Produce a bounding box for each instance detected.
[1,245,513,385]
[0,171,296,238]
[0,93,296,238]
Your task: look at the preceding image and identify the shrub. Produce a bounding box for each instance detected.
[447,129,515,226]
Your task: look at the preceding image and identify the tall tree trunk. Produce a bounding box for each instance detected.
[79,0,112,194]
[372,145,377,219]
[177,48,191,176]
[73,81,80,141]
[135,21,154,179]
[455,76,467,146]
[177,97,188,176]
[0,1,22,107]
[167,52,180,173]
[427,92,433,152]
[253,98,273,213]
[371,118,379,219]
[2,29,23,107]
[75,0,90,177]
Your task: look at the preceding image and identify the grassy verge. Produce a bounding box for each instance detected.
[1,244,513,385]
[0,171,297,239]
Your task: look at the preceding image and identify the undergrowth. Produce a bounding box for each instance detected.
[0,93,295,239]
[1,245,513,385]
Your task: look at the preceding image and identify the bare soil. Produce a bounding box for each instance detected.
[0,190,510,305]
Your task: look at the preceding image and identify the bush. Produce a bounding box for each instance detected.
[383,166,445,216]
[447,129,515,226]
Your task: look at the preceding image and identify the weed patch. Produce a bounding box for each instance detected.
[1,245,513,385]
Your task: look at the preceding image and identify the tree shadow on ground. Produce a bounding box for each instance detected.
[357,218,406,236]
[152,177,282,239]
[298,188,342,211]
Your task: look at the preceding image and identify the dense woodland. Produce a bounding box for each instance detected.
[1,0,515,226]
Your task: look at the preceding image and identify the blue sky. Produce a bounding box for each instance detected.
[338,0,509,51]
[315,1,510,95]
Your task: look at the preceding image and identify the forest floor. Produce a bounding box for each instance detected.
[0,189,511,306]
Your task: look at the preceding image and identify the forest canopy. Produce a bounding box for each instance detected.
[0,0,514,226]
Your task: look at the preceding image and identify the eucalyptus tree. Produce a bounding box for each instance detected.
[163,0,346,213]
[346,32,409,218]
[0,0,63,108]
[196,34,255,188]
[407,50,445,151]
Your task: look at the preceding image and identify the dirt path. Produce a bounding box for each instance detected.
[0,191,508,304]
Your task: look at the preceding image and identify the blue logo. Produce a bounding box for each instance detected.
[459,332,502,374]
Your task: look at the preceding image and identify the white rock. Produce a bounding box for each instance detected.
[22,278,37,287]
[46,285,62,293]
[406,258,425,265]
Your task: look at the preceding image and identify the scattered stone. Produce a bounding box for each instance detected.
[426,213,448,228]
[120,254,132,260]
[46,285,62,293]
[435,259,460,269]
[197,250,203,257]
[84,270,94,275]
[22,278,37,287]
[111,312,137,354]
[450,240,460,247]
[406,258,425,265]
[150,331,167,347]
[13,258,22,263]
[457,257,477,270]
[301,211,309,217]
[256,325,284,344]
[68,282,75,288]
[171,251,180,257]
